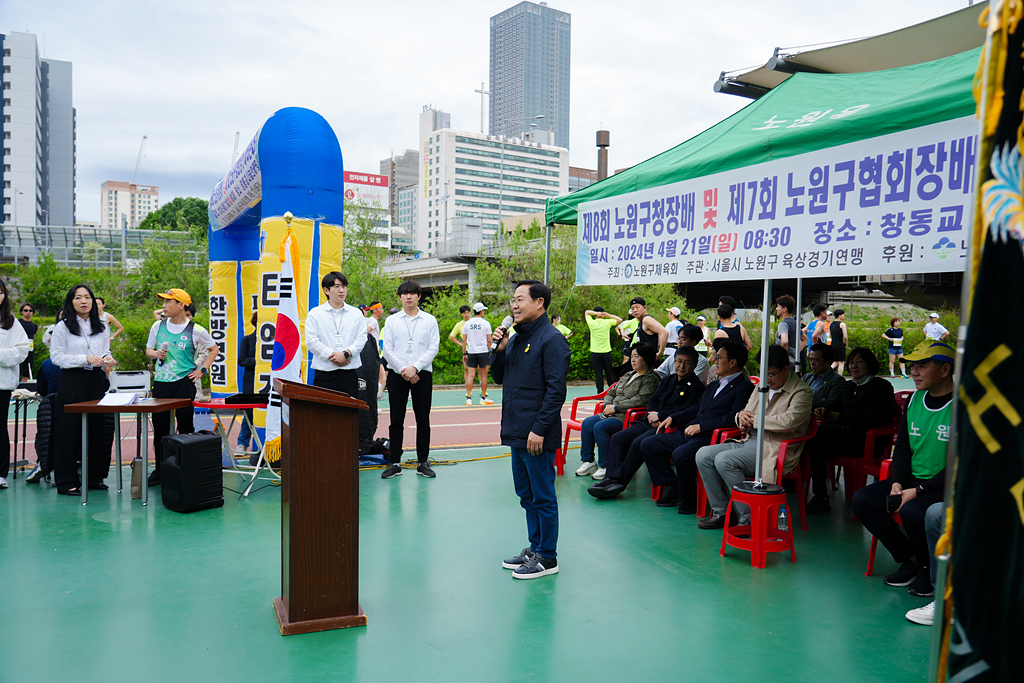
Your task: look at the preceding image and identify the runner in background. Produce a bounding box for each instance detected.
[664,307,683,357]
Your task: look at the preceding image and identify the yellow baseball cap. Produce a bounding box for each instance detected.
[157,288,192,305]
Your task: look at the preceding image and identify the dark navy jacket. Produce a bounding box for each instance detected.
[647,371,705,419]
[669,372,754,437]
[491,312,571,451]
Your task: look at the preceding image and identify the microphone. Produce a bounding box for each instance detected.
[158,341,169,365]
[490,315,515,352]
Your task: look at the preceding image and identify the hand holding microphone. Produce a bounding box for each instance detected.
[157,341,169,364]
[490,315,515,353]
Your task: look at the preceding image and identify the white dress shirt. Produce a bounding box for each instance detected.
[0,319,31,391]
[305,302,368,372]
[50,316,112,370]
[382,307,440,373]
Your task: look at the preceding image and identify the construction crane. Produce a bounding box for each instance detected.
[131,135,147,185]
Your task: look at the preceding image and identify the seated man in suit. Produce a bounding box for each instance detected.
[802,343,846,410]
[695,345,814,529]
[588,346,705,500]
[639,340,755,513]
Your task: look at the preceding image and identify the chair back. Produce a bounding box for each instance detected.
[894,390,914,410]
[776,415,818,477]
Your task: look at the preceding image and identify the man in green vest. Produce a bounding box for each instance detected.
[144,288,218,486]
[852,341,955,599]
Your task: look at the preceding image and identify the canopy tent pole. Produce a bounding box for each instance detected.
[753,278,772,485]
[795,278,802,372]
[543,222,552,286]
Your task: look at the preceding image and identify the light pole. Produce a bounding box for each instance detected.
[12,188,23,227]
[498,114,545,240]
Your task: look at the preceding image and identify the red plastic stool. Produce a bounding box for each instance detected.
[720,481,796,568]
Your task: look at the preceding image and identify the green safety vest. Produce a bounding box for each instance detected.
[154,319,197,384]
[905,390,952,480]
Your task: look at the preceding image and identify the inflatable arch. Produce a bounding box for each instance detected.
[207,107,345,439]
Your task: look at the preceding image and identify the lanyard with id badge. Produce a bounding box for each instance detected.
[404,316,419,360]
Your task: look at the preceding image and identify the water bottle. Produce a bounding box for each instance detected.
[777,505,789,532]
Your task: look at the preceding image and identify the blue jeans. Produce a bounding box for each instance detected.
[926,502,945,584]
[237,409,254,449]
[580,414,624,467]
[510,447,558,558]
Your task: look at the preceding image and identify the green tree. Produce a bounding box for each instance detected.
[340,203,400,308]
[139,197,209,239]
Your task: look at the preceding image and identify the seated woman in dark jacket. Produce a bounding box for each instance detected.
[806,347,896,513]
[574,343,660,481]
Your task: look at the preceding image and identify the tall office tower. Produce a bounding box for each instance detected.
[418,106,568,257]
[100,181,159,229]
[489,2,570,150]
[1,31,76,226]
[380,149,420,226]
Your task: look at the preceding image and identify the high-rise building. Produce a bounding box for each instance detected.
[1,31,76,226]
[569,166,597,193]
[380,150,419,227]
[489,2,571,150]
[101,181,159,229]
[418,107,568,257]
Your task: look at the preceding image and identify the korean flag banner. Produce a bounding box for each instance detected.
[263,229,303,464]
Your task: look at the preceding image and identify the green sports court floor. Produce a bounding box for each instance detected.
[1,380,934,683]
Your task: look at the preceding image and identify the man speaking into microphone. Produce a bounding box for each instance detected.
[491,281,571,579]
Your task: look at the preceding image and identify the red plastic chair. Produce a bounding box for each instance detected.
[688,427,742,513]
[720,485,796,568]
[775,417,818,531]
[894,390,914,410]
[555,387,609,476]
[829,401,902,501]
[865,459,901,576]
[555,384,619,476]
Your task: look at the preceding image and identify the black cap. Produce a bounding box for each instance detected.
[630,297,646,306]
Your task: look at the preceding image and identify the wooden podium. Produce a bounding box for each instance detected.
[272,378,368,635]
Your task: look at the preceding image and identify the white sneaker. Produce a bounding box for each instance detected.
[592,467,607,481]
[906,601,935,626]
[480,396,494,405]
[466,397,473,406]
[575,461,597,476]
[0,476,8,489]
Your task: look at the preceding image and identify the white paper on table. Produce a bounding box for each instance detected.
[99,392,138,406]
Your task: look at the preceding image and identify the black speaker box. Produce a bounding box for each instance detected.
[160,432,224,513]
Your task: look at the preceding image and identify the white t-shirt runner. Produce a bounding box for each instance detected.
[463,317,492,354]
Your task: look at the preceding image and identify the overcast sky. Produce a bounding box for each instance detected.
[3,0,978,223]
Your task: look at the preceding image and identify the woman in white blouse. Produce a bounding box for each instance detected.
[50,285,117,496]
[0,279,31,490]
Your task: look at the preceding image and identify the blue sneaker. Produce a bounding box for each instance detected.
[512,554,558,579]
[502,547,535,569]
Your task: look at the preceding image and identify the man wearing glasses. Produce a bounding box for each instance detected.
[18,304,37,381]
[491,280,571,579]
[694,344,813,529]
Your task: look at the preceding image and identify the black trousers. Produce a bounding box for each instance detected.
[852,478,944,569]
[590,352,616,393]
[312,367,359,398]
[605,421,659,484]
[357,375,379,443]
[0,389,11,478]
[387,369,432,463]
[53,369,111,492]
[152,376,197,473]
[640,429,711,507]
